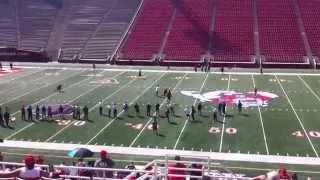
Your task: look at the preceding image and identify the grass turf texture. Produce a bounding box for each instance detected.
[1,67,320,159]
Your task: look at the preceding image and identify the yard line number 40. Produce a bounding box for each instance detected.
[292,130,320,138]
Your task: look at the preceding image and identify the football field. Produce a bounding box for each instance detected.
[1,66,320,159]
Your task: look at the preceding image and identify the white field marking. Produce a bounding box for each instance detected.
[4,70,108,140]
[218,74,231,152]
[45,72,133,142]
[173,73,210,149]
[0,69,68,106]
[86,72,168,144]
[251,75,269,155]
[14,64,320,76]
[275,75,319,158]
[129,73,188,147]
[298,75,320,103]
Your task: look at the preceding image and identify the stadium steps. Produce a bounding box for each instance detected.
[298,0,320,62]
[81,0,141,60]
[0,0,18,48]
[18,0,59,52]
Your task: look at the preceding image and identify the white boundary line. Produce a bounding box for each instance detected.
[219,74,231,152]
[2,140,320,165]
[14,65,320,76]
[129,73,188,147]
[4,70,106,140]
[251,75,269,155]
[298,75,320,102]
[86,72,168,144]
[173,73,210,149]
[45,71,132,142]
[275,75,319,158]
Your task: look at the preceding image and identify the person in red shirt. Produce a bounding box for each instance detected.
[278,168,290,180]
[36,156,44,165]
[168,156,186,180]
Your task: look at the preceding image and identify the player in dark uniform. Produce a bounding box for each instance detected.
[222,101,226,116]
[4,107,10,127]
[237,100,242,113]
[27,105,32,121]
[138,69,142,77]
[113,106,117,119]
[155,103,160,116]
[134,103,140,115]
[72,105,76,119]
[165,108,170,122]
[41,105,46,120]
[218,102,222,116]
[197,103,202,116]
[152,116,159,136]
[58,104,64,119]
[9,62,13,70]
[191,105,196,121]
[83,105,89,121]
[47,106,53,121]
[99,102,103,116]
[0,62,2,71]
[123,102,129,114]
[56,84,63,93]
[146,104,151,117]
[220,66,224,74]
[167,89,172,102]
[35,105,40,121]
[213,109,218,123]
[20,105,26,121]
[76,105,81,120]
[254,86,258,96]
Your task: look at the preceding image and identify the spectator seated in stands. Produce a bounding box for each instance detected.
[189,163,202,180]
[94,150,115,178]
[0,154,48,179]
[278,168,290,180]
[168,155,186,180]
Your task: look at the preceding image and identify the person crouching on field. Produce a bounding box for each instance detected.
[0,154,48,179]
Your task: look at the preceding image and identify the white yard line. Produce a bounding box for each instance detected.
[298,75,320,102]
[219,74,231,152]
[173,73,210,149]
[86,72,168,144]
[4,70,108,140]
[251,75,269,155]
[275,75,319,158]
[14,65,320,76]
[129,73,188,147]
[0,69,68,106]
[45,72,133,142]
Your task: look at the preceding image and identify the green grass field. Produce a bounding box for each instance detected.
[1,66,320,159]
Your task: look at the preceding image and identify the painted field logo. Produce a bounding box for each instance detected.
[181,90,278,107]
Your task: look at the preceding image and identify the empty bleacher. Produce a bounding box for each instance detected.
[298,0,320,68]
[81,0,140,60]
[18,0,58,52]
[212,0,254,65]
[163,0,213,62]
[119,0,174,61]
[257,0,307,66]
[0,0,18,48]
[61,0,115,60]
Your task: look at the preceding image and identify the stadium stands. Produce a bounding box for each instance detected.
[0,0,18,48]
[61,0,115,60]
[298,0,320,69]
[211,0,255,67]
[80,0,140,61]
[18,0,58,52]
[119,0,174,62]
[162,0,213,63]
[257,0,309,68]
